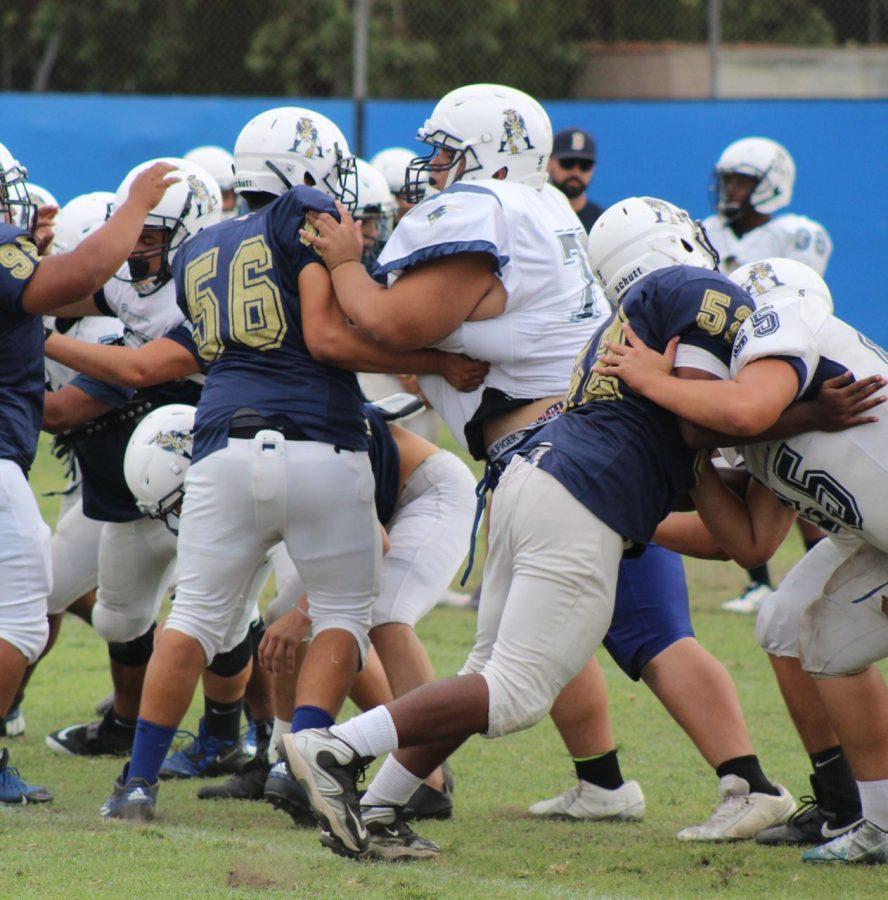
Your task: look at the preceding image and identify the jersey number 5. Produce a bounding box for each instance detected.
[184,235,287,361]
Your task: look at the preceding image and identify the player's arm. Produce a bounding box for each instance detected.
[298,263,489,392]
[42,384,113,434]
[653,512,731,560]
[20,163,177,315]
[47,296,103,318]
[301,204,500,350]
[685,460,796,568]
[44,333,199,389]
[596,322,798,437]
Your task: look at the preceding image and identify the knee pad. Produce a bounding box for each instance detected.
[207,629,253,676]
[480,663,558,739]
[2,617,50,665]
[249,617,265,661]
[754,590,799,657]
[92,600,155,644]
[108,623,156,667]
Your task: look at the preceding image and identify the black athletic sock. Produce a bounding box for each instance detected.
[204,696,243,743]
[574,749,624,790]
[810,746,861,823]
[716,755,780,796]
[746,565,771,588]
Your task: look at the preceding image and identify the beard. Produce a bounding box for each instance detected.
[553,177,585,199]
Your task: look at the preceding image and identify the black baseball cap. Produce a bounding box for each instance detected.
[552,128,596,163]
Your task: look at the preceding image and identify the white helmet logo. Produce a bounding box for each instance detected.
[499,109,534,155]
[643,197,686,226]
[739,261,786,296]
[152,429,192,457]
[186,174,217,217]
[290,118,324,159]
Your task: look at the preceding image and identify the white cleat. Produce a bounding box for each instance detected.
[721,582,772,614]
[677,775,796,842]
[803,819,888,863]
[529,779,645,821]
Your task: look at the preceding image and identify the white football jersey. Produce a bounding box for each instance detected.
[728,296,888,550]
[100,270,185,349]
[375,180,609,450]
[44,315,125,391]
[703,213,832,277]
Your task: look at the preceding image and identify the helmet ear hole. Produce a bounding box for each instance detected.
[680,239,694,253]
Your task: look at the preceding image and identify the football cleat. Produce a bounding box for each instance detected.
[159,717,251,779]
[0,703,25,738]
[0,748,52,805]
[721,582,771,614]
[677,775,795,841]
[263,758,315,825]
[802,820,888,863]
[403,782,453,821]
[197,755,270,801]
[282,729,370,857]
[100,765,157,822]
[331,805,440,862]
[756,785,862,846]
[528,778,646,821]
[45,711,134,757]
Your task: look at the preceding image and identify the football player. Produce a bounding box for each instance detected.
[184,146,239,219]
[42,158,220,759]
[295,94,794,856]
[0,139,175,803]
[597,257,888,864]
[704,137,833,613]
[369,147,419,221]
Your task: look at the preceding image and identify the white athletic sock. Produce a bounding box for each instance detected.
[857,778,888,831]
[268,717,291,764]
[361,754,423,809]
[330,706,398,759]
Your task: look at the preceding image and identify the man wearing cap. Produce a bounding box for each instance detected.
[547,128,603,232]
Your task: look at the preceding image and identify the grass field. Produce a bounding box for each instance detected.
[1,436,885,898]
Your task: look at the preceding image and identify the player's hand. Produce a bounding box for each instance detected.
[438,351,489,392]
[815,371,886,431]
[33,204,58,255]
[258,607,311,675]
[593,322,679,391]
[302,202,363,270]
[126,162,179,213]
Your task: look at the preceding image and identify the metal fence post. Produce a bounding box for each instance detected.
[353,0,370,158]
[708,0,722,99]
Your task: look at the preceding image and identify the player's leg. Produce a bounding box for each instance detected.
[100,440,270,820]
[0,460,52,804]
[285,458,623,859]
[754,538,863,846]
[797,543,888,863]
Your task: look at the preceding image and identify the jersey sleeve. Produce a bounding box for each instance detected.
[162,321,206,371]
[70,373,134,409]
[0,225,40,315]
[777,214,833,277]
[729,298,820,397]
[96,269,131,316]
[662,272,754,376]
[266,186,332,277]
[374,184,512,285]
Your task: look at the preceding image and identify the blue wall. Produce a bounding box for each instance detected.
[2,93,885,341]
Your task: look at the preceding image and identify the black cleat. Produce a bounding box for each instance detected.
[198,755,270,801]
[46,710,133,757]
[263,759,315,826]
[403,782,453,821]
[356,805,441,862]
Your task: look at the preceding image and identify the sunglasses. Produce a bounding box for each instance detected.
[557,158,593,172]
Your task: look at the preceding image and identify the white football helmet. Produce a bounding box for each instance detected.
[712,137,795,220]
[114,157,222,295]
[729,257,834,316]
[184,145,238,218]
[355,158,396,266]
[26,182,58,210]
[405,83,552,202]
[369,147,415,197]
[124,404,196,533]
[51,191,115,255]
[233,107,358,210]
[0,141,36,231]
[587,197,720,304]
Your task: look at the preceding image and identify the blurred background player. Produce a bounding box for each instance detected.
[185,145,239,219]
[370,147,421,222]
[547,128,603,233]
[703,136,833,614]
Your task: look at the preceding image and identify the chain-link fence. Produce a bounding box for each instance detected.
[1,0,885,98]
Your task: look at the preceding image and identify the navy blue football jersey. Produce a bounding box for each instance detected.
[364,404,400,525]
[172,186,367,464]
[524,265,755,544]
[0,223,42,472]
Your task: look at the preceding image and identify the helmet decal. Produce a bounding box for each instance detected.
[291,118,324,160]
[643,198,687,226]
[738,261,787,297]
[152,429,192,459]
[186,174,217,218]
[499,108,535,154]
